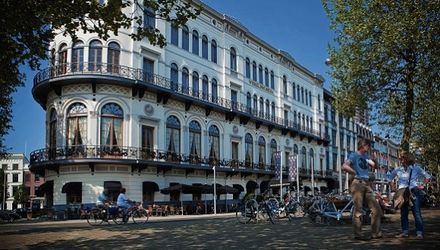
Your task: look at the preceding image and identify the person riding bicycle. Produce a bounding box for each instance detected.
[97,188,111,221]
[117,188,133,220]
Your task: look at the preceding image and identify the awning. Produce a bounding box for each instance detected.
[61,182,82,193]
[246,180,259,190]
[143,181,159,192]
[232,184,244,193]
[160,183,201,194]
[104,181,122,190]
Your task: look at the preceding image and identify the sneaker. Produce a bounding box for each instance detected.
[396,233,409,238]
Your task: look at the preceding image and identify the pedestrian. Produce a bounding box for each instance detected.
[388,151,430,239]
[342,138,382,240]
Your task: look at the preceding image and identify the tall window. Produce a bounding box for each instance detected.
[231,141,239,167]
[309,92,313,107]
[209,125,220,164]
[166,116,181,160]
[49,109,57,159]
[170,63,178,91]
[283,75,287,95]
[245,58,250,78]
[107,42,120,73]
[202,35,208,59]
[253,95,258,115]
[271,102,275,121]
[88,40,102,71]
[71,41,84,72]
[292,83,296,100]
[171,24,178,46]
[297,85,300,100]
[211,78,218,103]
[230,47,237,72]
[189,120,201,163]
[318,94,321,111]
[301,146,307,169]
[100,103,123,150]
[141,125,154,159]
[246,92,252,113]
[143,57,154,82]
[265,100,270,119]
[270,71,274,89]
[231,90,238,110]
[270,139,277,168]
[202,75,209,101]
[58,43,68,74]
[182,25,189,51]
[309,148,315,173]
[192,71,199,97]
[264,68,269,87]
[144,8,155,30]
[258,136,266,168]
[301,87,304,103]
[258,65,263,83]
[192,30,199,55]
[182,67,189,94]
[252,61,257,81]
[245,133,253,167]
[259,97,264,117]
[305,90,309,106]
[66,103,87,154]
[211,40,217,63]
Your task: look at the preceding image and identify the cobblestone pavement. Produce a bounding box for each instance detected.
[1,209,439,249]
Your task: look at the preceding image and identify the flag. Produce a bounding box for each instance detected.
[288,155,297,182]
[274,152,281,179]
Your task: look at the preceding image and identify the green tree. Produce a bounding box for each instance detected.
[0,0,201,156]
[13,184,29,208]
[322,0,440,151]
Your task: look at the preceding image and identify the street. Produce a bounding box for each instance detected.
[1,209,439,249]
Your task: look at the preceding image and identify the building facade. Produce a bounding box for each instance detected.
[0,153,29,210]
[30,1,332,210]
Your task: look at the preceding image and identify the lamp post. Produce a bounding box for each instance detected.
[213,164,216,215]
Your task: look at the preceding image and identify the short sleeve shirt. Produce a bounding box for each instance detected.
[348,152,370,180]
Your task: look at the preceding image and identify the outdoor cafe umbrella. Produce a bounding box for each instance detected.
[160,184,200,215]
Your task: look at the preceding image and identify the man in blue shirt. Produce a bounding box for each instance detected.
[388,151,430,239]
[342,138,382,240]
[117,188,133,221]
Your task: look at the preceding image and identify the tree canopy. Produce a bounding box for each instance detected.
[0,0,201,157]
[322,0,440,164]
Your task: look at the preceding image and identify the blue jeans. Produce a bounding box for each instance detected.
[400,189,424,235]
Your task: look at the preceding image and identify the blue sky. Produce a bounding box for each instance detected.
[5,0,335,156]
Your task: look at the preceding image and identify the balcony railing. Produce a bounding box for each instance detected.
[34,62,328,141]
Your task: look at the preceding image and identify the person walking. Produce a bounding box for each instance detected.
[342,139,382,240]
[388,151,431,239]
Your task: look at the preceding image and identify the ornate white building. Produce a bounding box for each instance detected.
[30,0,330,211]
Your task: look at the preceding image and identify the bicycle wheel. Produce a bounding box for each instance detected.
[114,209,127,225]
[132,208,149,224]
[86,208,104,226]
[236,203,252,224]
[287,202,305,221]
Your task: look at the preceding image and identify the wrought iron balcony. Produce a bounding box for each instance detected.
[33,62,329,143]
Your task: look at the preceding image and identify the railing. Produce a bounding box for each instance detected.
[33,62,328,141]
[29,145,275,172]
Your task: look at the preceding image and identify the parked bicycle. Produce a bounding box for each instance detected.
[236,194,275,224]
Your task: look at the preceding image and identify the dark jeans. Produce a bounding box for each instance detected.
[400,189,424,235]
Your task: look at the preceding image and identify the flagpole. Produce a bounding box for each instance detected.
[279,151,283,200]
[213,164,216,215]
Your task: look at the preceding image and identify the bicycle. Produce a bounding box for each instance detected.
[115,201,149,225]
[236,197,275,224]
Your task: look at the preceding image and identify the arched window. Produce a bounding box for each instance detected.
[271,102,276,121]
[202,35,208,59]
[294,144,299,155]
[171,24,178,46]
[270,139,277,168]
[253,94,258,116]
[182,25,189,51]
[270,71,274,89]
[192,30,199,55]
[67,103,87,150]
[283,75,287,95]
[100,103,123,151]
[245,133,253,167]
[166,116,181,159]
[182,67,189,94]
[246,92,252,113]
[170,63,178,91]
[209,125,220,164]
[49,109,57,159]
[245,58,250,78]
[230,47,237,72]
[107,42,120,73]
[301,146,307,169]
[265,100,270,119]
[258,136,266,168]
[192,71,199,97]
[264,68,269,87]
[259,97,264,117]
[211,39,217,63]
[309,148,315,172]
[189,120,201,163]
[58,44,68,75]
[202,75,209,101]
[252,61,257,81]
[211,78,218,103]
[258,65,263,83]
[71,41,84,72]
[88,40,102,71]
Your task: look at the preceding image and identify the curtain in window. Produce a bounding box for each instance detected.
[245,133,253,168]
[189,121,201,163]
[59,44,68,74]
[171,63,179,91]
[202,75,208,101]
[100,103,123,154]
[107,42,120,73]
[258,136,266,168]
[88,40,102,71]
[209,125,220,164]
[182,67,189,94]
[67,103,87,156]
[270,139,277,168]
[166,116,181,161]
[301,147,307,169]
[202,35,208,59]
[71,41,84,72]
[192,71,199,97]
